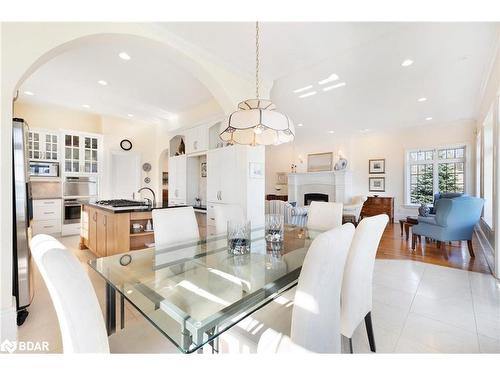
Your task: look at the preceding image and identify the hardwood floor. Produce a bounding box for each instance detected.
[376,223,492,274]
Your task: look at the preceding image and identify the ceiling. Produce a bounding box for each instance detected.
[20,23,499,134]
[19,34,214,124]
[162,22,499,133]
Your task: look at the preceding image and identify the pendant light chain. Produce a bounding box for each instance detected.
[255,21,260,99]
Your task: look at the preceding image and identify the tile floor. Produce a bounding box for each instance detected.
[16,235,500,354]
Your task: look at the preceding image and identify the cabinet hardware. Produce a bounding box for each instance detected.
[43,211,55,215]
[194,141,198,150]
[43,225,54,229]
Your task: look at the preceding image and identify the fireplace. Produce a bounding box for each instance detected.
[304,193,329,206]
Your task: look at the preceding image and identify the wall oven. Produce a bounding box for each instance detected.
[63,176,97,197]
[63,199,82,225]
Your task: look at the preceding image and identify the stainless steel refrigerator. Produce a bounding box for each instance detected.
[12,118,33,325]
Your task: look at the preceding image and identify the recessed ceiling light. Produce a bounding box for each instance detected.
[127,114,134,118]
[328,130,335,134]
[298,91,317,98]
[297,123,304,127]
[359,128,371,133]
[401,59,414,67]
[24,91,34,96]
[417,97,427,102]
[426,117,433,121]
[293,85,313,94]
[323,82,346,91]
[82,104,90,109]
[119,52,131,61]
[318,74,339,85]
[97,80,108,86]
[169,114,179,121]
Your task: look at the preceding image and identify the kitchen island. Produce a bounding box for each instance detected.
[80,200,199,257]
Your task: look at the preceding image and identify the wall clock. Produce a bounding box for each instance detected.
[120,139,132,151]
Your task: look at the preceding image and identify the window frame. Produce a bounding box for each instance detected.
[404,143,469,206]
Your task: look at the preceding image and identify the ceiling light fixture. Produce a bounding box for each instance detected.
[318,74,339,85]
[220,22,294,146]
[97,80,108,86]
[298,91,317,98]
[24,91,34,96]
[328,130,335,134]
[293,85,313,93]
[119,52,131,60]
[426,117,433,121]
[82,104,90,109]
[297,123,304,127]
[323,82,346,91]
[127,114,134,118]
[401,59,414,67]
[417,97,427,102]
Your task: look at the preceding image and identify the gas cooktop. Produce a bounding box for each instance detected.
[95,199,149,207]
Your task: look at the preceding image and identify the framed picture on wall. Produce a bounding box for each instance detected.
[307,152,333,172]
[201,162,207,178]
[369,159,385,174]
[249,162,264,179]
[369,177,385,192]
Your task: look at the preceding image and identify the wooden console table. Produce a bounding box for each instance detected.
[360,196,395,223]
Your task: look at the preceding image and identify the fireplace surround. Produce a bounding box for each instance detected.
[304,193,329,206]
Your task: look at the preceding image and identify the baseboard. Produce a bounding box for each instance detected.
[475,225,497,278]
[0,297,17,342]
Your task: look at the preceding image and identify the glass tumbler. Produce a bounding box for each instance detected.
[265,214,284,243]
[227,220,251,255]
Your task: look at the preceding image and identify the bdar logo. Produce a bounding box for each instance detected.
[0,339,17,353]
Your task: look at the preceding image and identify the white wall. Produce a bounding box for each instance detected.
[266,120,476,219]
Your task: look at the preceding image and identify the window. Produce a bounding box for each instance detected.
[406,145,466,205]
[483,110,493,228]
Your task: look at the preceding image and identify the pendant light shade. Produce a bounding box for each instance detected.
[219,23,295,146]
[219,99,295,146]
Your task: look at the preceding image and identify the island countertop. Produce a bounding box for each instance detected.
[80,200,188,214]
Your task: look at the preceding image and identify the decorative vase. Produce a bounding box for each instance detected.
[178,138,185,155]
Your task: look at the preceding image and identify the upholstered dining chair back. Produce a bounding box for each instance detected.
[340,214,389,338]
[152,206,200,247]
[290,223,355,353]
[30,234,110,353]
[306,201,343,231]
[214,204,245,234]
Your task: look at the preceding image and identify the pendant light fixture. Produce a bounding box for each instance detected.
[219,22,295,146]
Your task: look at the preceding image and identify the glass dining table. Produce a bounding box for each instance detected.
[89,224,322,353]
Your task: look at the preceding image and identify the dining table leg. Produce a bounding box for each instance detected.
[106,282,116,336]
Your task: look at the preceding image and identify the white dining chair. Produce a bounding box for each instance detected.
[340,214,389,353]
[220,223,356,353]
[152,206,200,247]
[30,234,177,353]
[306,201,343,231]
[214,204,245,234]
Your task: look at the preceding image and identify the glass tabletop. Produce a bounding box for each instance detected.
[89,224,323,353]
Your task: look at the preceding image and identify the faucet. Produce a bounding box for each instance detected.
[137,187,156,206]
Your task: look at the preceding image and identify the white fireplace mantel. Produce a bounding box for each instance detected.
[287,170,352,206]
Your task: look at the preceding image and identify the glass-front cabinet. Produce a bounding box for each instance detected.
[63,132,100,174]
[28,130,58,161]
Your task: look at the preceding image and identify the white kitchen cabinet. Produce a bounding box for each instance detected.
[185,125,208,154]
[168,155,187,205]
[207,147,238,204]
[63,132,100,174]
[32,199,62,235]
[28,130,58,161]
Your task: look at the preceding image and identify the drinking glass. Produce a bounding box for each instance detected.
[265,214,284,243]
[227,220,251,255]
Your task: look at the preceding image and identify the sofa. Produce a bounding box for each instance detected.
[266,200,308,227]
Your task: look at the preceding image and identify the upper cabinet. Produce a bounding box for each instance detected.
[28,130,58,161]
[185,125,208,154]
[63,132,100,174]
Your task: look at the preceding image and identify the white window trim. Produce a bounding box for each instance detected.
[404,142,470,206]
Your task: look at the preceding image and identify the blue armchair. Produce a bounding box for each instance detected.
[411,196,484,257]
[429,192,464,214]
